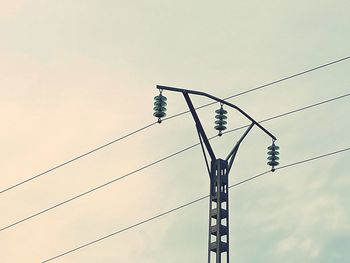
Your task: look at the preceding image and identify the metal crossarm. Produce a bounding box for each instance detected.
[157,85,276,141]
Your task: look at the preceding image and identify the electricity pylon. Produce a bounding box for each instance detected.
[153,85,279,263]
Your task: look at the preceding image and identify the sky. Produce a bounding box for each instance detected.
[0,0,349,262]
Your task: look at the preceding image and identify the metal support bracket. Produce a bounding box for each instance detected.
[183,92,216,161]
[226,123,255,173]
[158,85,277,141]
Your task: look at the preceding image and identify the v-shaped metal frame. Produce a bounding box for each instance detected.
[157,85,277,263]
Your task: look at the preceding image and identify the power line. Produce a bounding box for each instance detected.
[0,122,158,194]
[224,93,350,135]
[164,56,350,121]
[41,146,350,263]
[1,56,349,195]
[2,93,348,233]
[0,143,198,232]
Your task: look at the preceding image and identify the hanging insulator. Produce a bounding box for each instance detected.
[214,105,227,136]
[153,92,167,123]
[267,141,280,172]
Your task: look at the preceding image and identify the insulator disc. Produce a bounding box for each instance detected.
[154,95,167,101]
[267,150,279,155]
[215,125,227,131]
[153,106,167,112]
[215,114,227,120]
[154,101,167,107]
[215,108,228,114]
[215,120,227,125]
[153,111,166,118]
[268,145,280,150]
[267,160,279,166]
[268,156,280,161]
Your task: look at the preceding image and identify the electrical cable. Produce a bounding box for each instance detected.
[1,93,348,233]
[1,56,349,194]
[41,146,350,262]
[163,56,350,121]
[0,122,158,194]
[223,93,350,135]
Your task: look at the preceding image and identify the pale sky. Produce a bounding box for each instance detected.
[0,1,349,262]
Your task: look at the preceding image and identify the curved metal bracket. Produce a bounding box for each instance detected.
[157,85,277,141]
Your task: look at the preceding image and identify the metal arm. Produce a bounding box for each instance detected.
[226,123,255,173]
[226,123,254,161]
[157,85,277,141]
[197,127,211,178]
[183,92,216,161]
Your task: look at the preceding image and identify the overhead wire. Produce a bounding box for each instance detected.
[1,92,349,233]
[0,122,158,194]
[41,146,350,262]
[223,93,350,136]
[163,56,350,121]
[1,56,349,194]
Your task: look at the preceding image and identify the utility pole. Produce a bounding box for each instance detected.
[153,85,279,263]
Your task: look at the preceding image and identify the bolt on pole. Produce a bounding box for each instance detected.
[153,85,280,263]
